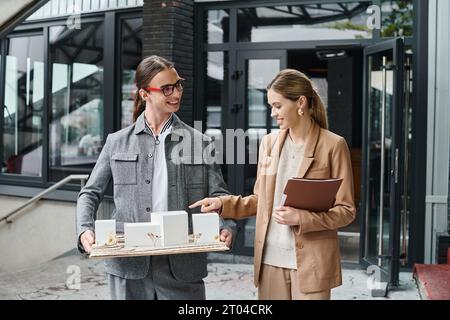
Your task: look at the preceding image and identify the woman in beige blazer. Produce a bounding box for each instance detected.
[190,69,356,300]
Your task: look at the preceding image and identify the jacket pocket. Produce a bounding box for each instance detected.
[311,237,341,280]
[111,153,138,185]
[184,164,206,187]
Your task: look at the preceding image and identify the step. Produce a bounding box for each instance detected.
[413,264,450,300]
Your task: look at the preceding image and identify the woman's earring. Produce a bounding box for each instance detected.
[298,109,304,116]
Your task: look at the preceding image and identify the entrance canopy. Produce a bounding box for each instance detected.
[0,0,47,38]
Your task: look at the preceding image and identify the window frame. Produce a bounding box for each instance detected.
[117,13,144,131]
[1,30,46,185]
[0,8,143,194]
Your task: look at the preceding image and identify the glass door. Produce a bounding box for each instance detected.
[231,50,286,255]
[49,21,105,182]
[361,38,404,289]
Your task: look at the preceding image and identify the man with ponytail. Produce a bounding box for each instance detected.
[191,69,356,300]
[76,55,235,300]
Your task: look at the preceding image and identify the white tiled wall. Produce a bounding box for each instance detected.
[27,0,143,20]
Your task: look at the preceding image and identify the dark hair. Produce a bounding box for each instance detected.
[132,55,174,122]
[267,69,329,130]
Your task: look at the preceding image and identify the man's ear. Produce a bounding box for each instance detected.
[139,89,148,101]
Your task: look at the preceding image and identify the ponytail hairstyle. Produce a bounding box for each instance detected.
[132,55,175,122]
[266,69,328,130]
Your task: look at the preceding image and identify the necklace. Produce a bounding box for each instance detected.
[287,135,305,159]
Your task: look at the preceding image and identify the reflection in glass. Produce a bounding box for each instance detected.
[205,51,228,172]
[237,3,373,42]
[49,22,104,180]
[245,58,280,194]
[243,58,281,249]
[311,77,329,112]
[121,18,142,128]
[206,9,229,44]
[248,59,280,128]
[206,52,227,129]
[2,35,44,176]
[382,0,413,37]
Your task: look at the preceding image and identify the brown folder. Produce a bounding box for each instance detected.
[282,178,343,212]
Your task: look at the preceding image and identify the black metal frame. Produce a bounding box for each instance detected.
[234,50,287,192]
[104,11,117,139]
[409,0,428,267]
[196,0,375,210]
[116,13,144,131]
[0,7,142,196]
[0,29,46,188]
[45,17,107,184]
[232,49,287,256]
[195,0,428,265]
[360,38,404,286]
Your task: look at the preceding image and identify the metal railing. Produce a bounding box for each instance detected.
[0,174,89,226]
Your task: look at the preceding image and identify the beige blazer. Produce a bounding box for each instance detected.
[220,122,356,293]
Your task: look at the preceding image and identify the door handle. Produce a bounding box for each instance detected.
[378,56,387,268]
[390,148,399,183]
[394,148,399,184]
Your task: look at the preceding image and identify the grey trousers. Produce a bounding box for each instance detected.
[107,255,206,300]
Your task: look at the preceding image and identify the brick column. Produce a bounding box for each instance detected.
[143,0,194,125]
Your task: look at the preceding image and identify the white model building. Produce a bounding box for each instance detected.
[116,211,220,248]
[124,222,161,247]
[94,219,116,245]
[192,212,220,244]
[150,211,189,246]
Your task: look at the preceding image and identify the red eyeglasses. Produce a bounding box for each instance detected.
[144,78,185,96]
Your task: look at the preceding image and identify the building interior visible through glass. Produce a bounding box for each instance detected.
[207,2,412,45]
[204,1,414,259]
[49,22,105,170]
[3,35,44,177]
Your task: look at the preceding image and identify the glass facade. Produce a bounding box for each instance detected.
[0,9,142,184]
[49,22,105,181]
[205,51,228,130]
[2,35,44,177]
[205,51,228,174]
[206,9,230,44]
[365,50,395,269]
[120,17,143,129]
[243,57,282,248]
[237,3,373,42]
[201,1,420,260]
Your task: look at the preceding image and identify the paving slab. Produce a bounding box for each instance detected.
[0,253,420,300]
